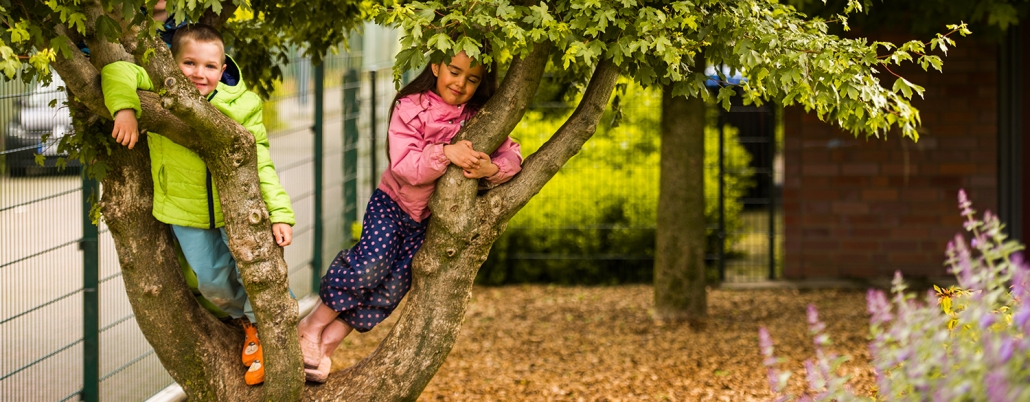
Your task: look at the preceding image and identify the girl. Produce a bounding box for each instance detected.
[297,50,523,382]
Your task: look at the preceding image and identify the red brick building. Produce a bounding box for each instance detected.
[782,28,1028,279]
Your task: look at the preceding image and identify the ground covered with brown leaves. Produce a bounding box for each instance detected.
[331,285,877,401]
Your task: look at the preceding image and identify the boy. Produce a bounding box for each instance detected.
[101,24,293,386]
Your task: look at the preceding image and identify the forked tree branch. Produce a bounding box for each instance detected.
[427,42,552,239]
[304,41,554,402]
[486,59,621,224]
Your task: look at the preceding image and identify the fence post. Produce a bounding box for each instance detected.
[312,63,325,294]
[767,109,776,280]
[80,177,99,402]
[342,69,359,244]
[717,112,726,281]
[369,70,378,195]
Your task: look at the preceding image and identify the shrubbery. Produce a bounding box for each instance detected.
[761,190,1030,401]
[477,83,754,285]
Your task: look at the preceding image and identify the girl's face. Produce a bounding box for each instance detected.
[431,52,485,106]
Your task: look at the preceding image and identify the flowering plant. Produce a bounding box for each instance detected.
[761,190,1030,401]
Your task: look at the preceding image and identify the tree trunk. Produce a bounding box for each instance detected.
[53,13,621,395]
[654,81,708,323]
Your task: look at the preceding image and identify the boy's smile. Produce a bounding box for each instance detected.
[175,40,226,97]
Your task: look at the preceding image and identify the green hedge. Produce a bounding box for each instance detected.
[477,83,754,285]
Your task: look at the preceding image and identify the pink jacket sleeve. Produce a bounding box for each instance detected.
[388,102,451,186]
[484,137,523,185]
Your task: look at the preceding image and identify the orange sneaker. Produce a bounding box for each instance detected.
[242,322,262,367]
[245,359,265,386]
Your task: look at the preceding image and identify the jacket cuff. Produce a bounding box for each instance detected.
[109,102,142,119]
[428,143,450,169]
[485,158,512,183]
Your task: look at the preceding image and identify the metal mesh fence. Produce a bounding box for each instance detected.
[478,87,783,285]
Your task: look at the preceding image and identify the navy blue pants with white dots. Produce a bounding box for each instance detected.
[320,189,428,332]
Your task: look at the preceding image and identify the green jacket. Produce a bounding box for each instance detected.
[101,58,295,229]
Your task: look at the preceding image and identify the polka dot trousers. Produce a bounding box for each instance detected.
[319,189,428,332]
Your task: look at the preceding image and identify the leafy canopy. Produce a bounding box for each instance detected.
[0,0,366,96]
[371,0,967,140]
[2,0,967,140]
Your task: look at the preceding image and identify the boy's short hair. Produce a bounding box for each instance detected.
[171,23,224,60]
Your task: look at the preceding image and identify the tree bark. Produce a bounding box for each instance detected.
[52,4,304,398]
[654,78,708,323]
[53,11,620,398]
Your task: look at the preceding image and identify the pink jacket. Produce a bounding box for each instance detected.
[379,91,523,222]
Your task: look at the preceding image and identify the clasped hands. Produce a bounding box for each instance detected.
[444,140,499,179]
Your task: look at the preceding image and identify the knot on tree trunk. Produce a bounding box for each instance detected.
[143,283,162,296]
[164,77,176,88]
[249,210,263,224]
[489,194,503,215]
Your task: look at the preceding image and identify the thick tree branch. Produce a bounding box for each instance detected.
[305,39,555,402]
[425,43,551,241]
[57,20,303,401]
[487,59,621,223]
[95,129,263,400]
[200,1,239,28]
[80,0,134,67]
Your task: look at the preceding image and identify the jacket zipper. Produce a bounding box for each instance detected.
[206,168,215,229]
[206,88,218,229]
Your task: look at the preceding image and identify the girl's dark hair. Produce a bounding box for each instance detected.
[389,54,497,120]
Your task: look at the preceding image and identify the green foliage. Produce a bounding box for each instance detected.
[373,0,967,140]
[477,82,754,285]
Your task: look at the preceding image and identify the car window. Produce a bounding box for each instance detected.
[24,72,68,108]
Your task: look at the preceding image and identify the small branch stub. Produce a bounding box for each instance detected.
[249,210,262,224]
[446,248,456,257]
[164,77,176,87]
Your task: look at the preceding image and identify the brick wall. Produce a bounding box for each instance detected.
[783,41,999,279]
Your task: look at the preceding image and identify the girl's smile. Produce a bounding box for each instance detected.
[431,52,484,106]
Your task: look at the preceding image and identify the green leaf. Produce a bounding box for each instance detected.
[892,78,912,98]
[95,15,123,42]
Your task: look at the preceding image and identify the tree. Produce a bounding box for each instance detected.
[4,0,964,399]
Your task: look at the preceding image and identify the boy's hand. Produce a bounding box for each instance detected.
[463,155,499,179]
[112,109,140,149]
[444,140,488,170]
[272,223,293,247]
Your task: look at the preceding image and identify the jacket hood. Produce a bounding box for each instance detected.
[211,55,245,101]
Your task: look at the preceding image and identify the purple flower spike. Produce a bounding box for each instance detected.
[1016,305,1030,334]
[958,189,974,216]
[867,289,894,324]
[999,338,1015,364]
[979,313,996,330]
[807,305,825,333]
[985,371,1012,402]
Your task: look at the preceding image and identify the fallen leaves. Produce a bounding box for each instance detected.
[331,285,875,401]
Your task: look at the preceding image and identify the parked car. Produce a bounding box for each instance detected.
[3,72,80,177]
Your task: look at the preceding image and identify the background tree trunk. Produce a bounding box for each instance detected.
[654,81,708,323]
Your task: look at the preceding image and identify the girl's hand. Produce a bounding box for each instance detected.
[444,140,487,170]
[112,109,140,149]
[463,156,499,179]
[272,223,293,247]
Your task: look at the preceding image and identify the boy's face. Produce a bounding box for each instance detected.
[175,40,226,97]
